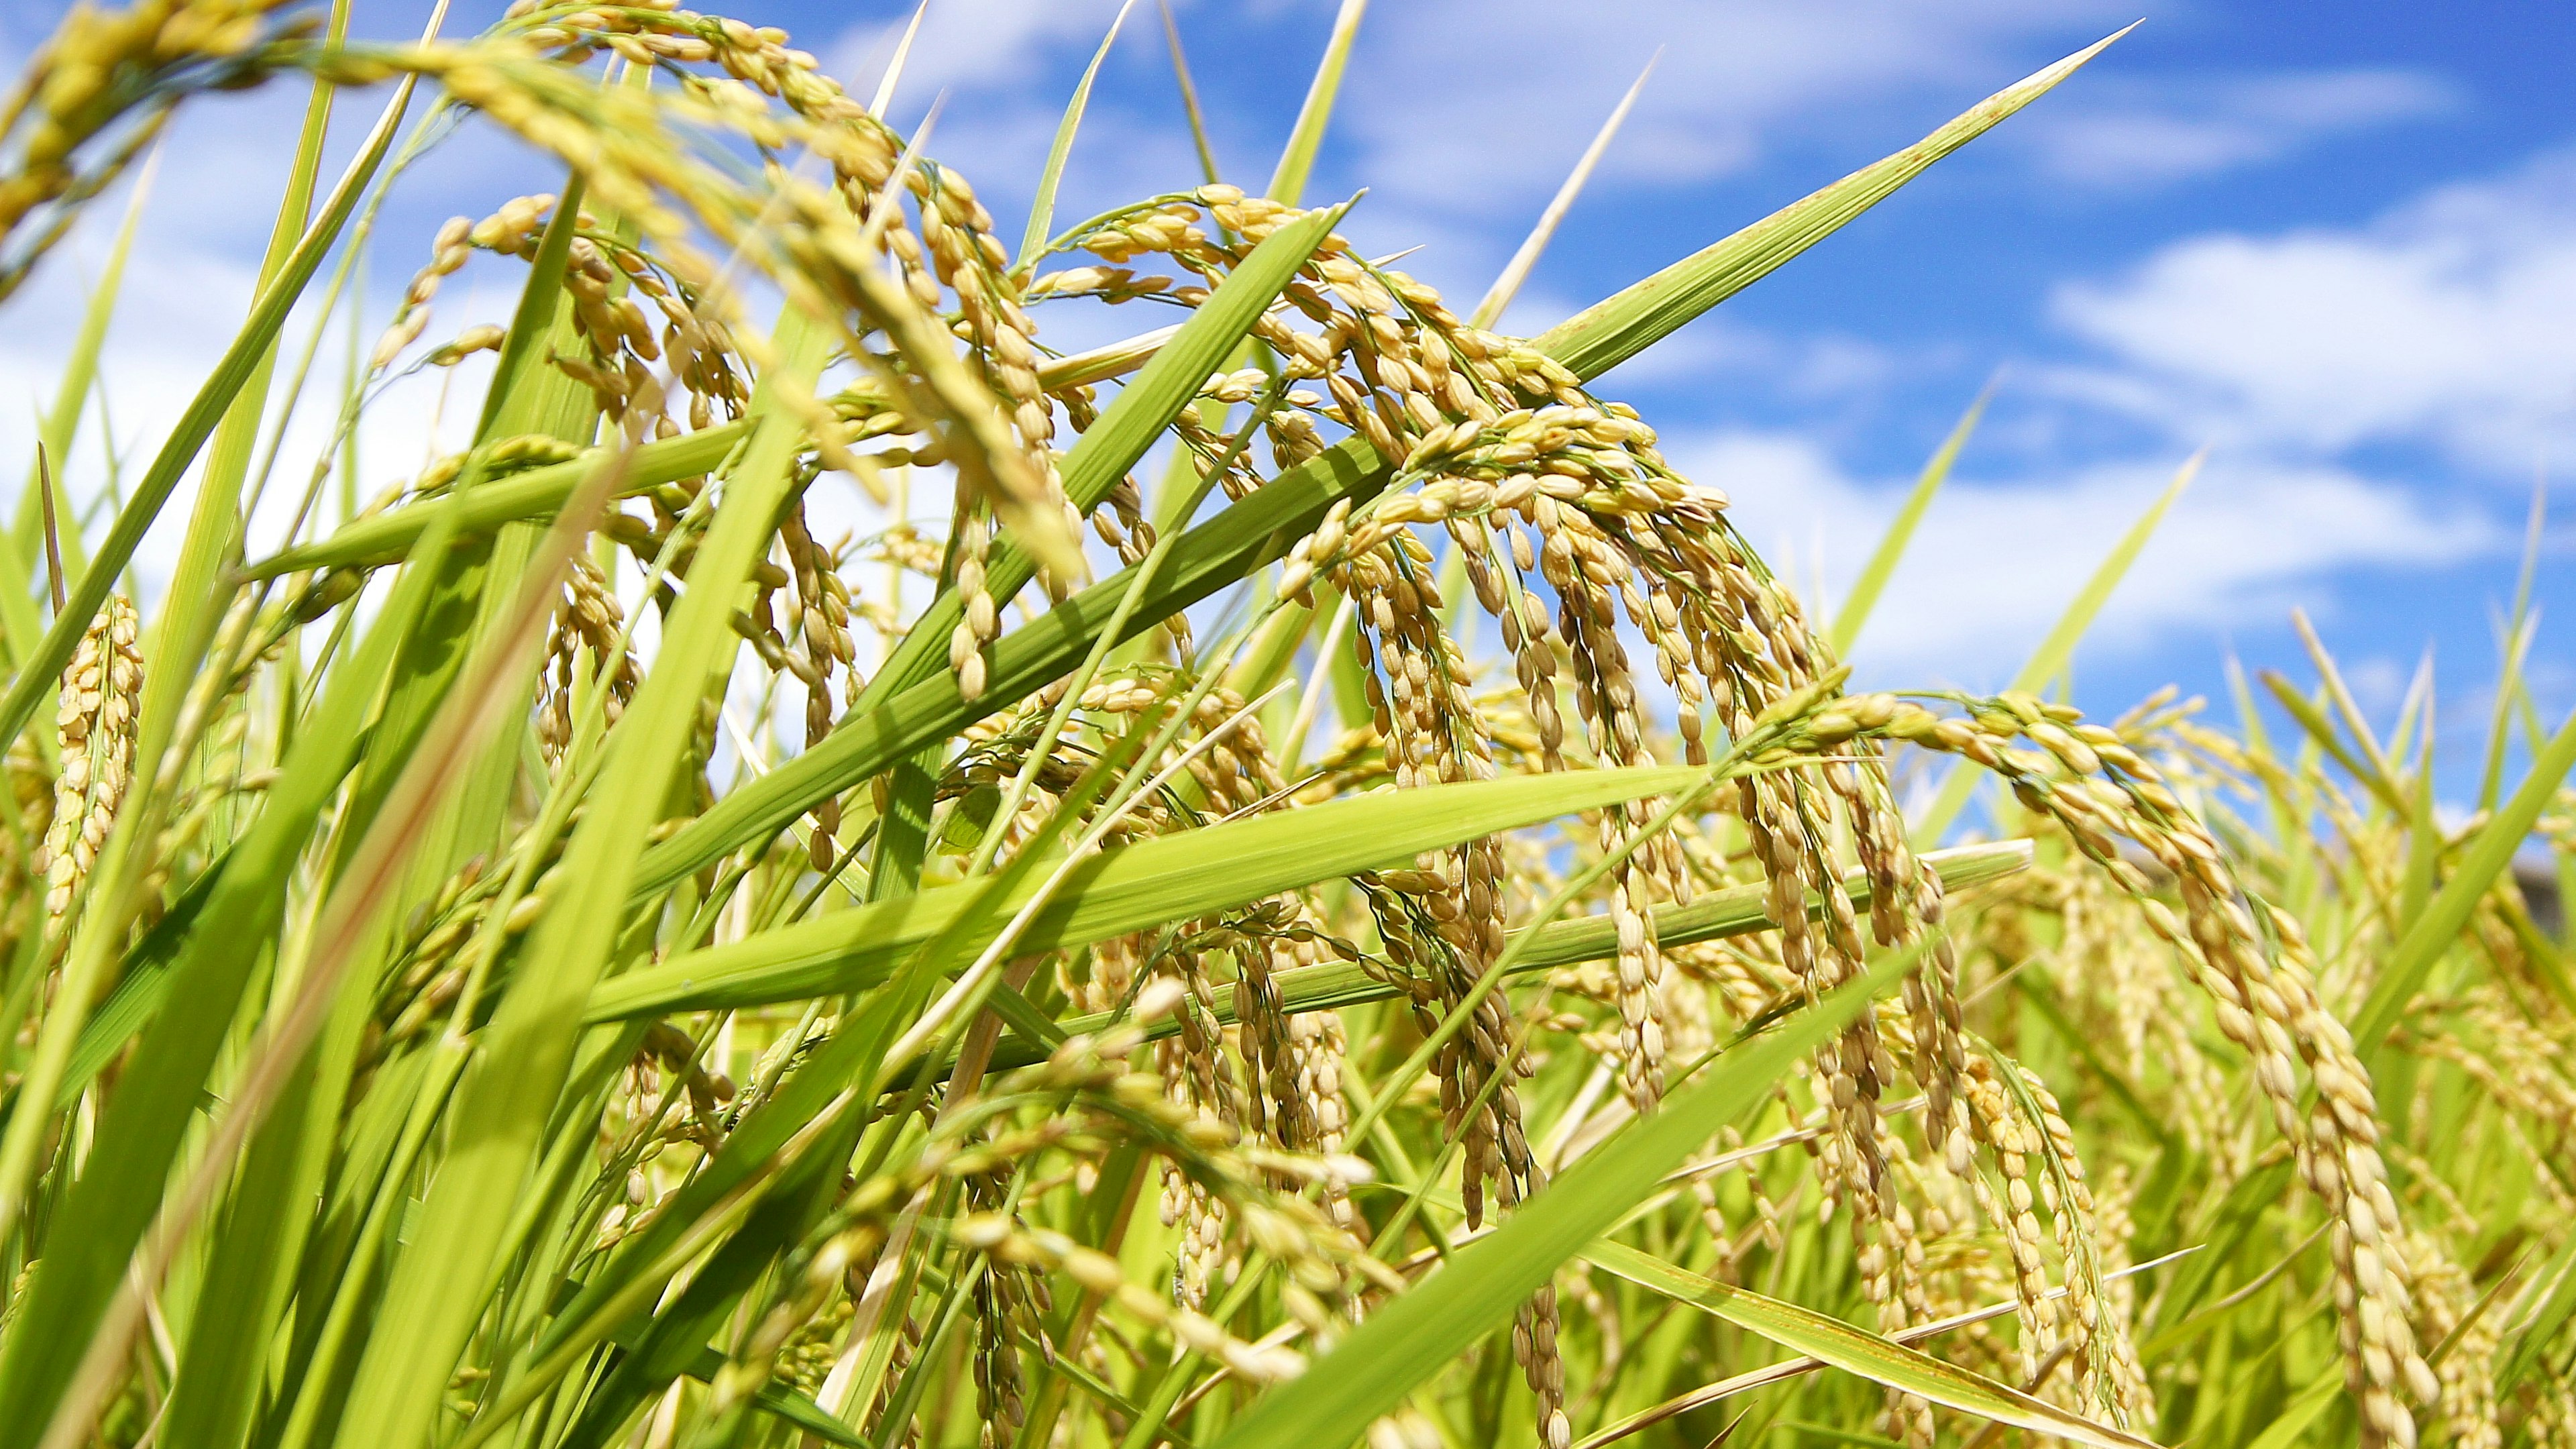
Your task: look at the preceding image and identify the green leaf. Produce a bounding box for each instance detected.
[597,761,1714,1020]
[1017,0,1136,268]
[2351,705,2576,1056]
[244,421,751,576]
[1829,378,1991,655]
[1203,958,1903,1449]
[2241,1371,2341,1449]
[2498,1233,2576,1392]
[1534,28,2129,381]
[0,148,151,673]
[1157,0,1224,188]
[991,841,2030,1071]
[2258,671,2405,814]
[1264,0,1366,206]
[1469,54,1654,331]
[1581,1240,2161,1448]
[0,379,464,1449]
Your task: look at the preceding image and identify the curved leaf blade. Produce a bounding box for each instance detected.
[1205,958,1909,1449]
[596,761,1711,1019]
[1535,27,2129,382]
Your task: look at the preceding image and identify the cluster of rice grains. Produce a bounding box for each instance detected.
[35,596,142,930]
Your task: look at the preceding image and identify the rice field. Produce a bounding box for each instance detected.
[0,3,2567,1448]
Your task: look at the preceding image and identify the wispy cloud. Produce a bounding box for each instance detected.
[2017,68,2457,190]
[1325,0,2126,224]
[1686,429,2494,687]
[2048,143,2576,470]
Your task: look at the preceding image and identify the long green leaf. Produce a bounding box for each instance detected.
[2258,671,2404,814]
[1264,0,1366,206]
[1204,958,1903,1449]
[1016,0,1136,267]
[1535,27,2129,380]
[1829,378,1992,654]
[1582,1240,2159,1448]
[2498,1234,2576,1392]
[0,70,422,1402]
[1470,54,1655,331]
[989,841,2029,1071]
[2351,705,2576,1055]
[0,150,152,672]
[2241,1372,2341,1449]
[244,421,750,576]
[0,354,462,1449]
[152,15,373,1438]
[598,761,1712,1019]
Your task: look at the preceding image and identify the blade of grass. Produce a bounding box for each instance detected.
[867,0,930,119]
[2351,704,2576,1057]
[596,761,1713,1020]
[2480,612,2538,815]
[1829,376,1994,655]
[129,0,362,812]
[0,146,153,669]
[2483,481,2550,805]
[1578,1251,2193,1449]
[0,56,423,1284]
[1535,26,2131,380]
[1006,841,2027,1070]
[2241,1371,2341,1449]
[1157,0,1222,186]
[1016,0,1136,269]
[37,293,643,1449]
[0,314,467,1449]
[1581,1240,2159,1448]
[332,304,834,1449]
[1469,52,1656,330]
[2293,608,2397,792]
[2498,1234,2576,1392]
[1264,0,1366,206]
[1203,957,1905,1449]
[0,62,407,751]
[2258,671,2406,814]
[2398,725,2438,938]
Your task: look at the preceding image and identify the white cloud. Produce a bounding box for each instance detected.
[823,0,1126,109]
[1336,0,2125,213]
[2049,144,2576,470]
[2019,68,2455,189]
[1682,429,2494,688]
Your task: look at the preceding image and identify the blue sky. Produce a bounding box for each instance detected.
[3,0,2570,779]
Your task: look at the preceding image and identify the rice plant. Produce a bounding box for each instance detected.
[0,3,2566,1448]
